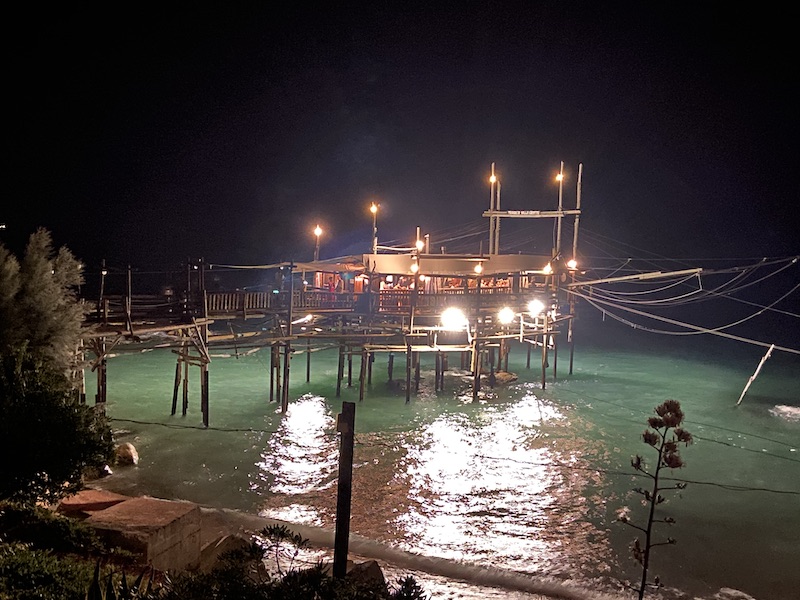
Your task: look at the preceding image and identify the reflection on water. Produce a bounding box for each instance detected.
[256,389,615,585]
[254,394,338,524]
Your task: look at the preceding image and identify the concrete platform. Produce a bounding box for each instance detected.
[84,496,201,571]
[57,489,132,517]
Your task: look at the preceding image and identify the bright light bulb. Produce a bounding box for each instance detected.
[370,203,378,214]
[314,225,322,237]
[410,263,419,273]
[543,263,552,275]
[415,239,424,251]
[489,174,497,183]
[497,307,515,324]
[528,299,545,317]
[474,263,483,274]
[567,258,577,269]
[441,307,468,331]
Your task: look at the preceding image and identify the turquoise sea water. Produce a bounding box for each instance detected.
[88,317,799,600]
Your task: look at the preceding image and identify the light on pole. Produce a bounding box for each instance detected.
[555,161,564,257]
[313,225,322,261]
[370,203,378,254]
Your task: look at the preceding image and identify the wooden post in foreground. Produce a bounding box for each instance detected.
[333,401,356,578]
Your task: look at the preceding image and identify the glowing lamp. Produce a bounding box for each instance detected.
[441,307,468,331]
[567,258,577,270]
[497,307,515,324]
[528,299,545,317]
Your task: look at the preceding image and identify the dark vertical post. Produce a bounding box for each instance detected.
[414,352,421,393]
[358,348,367,402]
[269,344,276,403]
[347,345,353,387]
[182,344,189,416]
[405,341,412,403]
[333,401,356,579]
[201,364,209,428]
[336,344,345,397]
[541,317,548,389]
[434,352,441,391]
[387,352,394,381]
[553,333,558,381]
[472,341,481,400]
[274,344,282,404]
[281,342,290,412]
[306,338,311,382]
[526,342,531,369]
[367,352,373,385]
[172,359,180,415]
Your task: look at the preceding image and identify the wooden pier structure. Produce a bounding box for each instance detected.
[77,251,580,426]
[77,162,585,426]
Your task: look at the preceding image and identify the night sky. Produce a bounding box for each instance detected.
[6,3,799,275]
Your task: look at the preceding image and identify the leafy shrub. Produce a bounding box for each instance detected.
[0,542,95,600]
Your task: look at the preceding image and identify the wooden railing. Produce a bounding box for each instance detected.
[90,286,549,326]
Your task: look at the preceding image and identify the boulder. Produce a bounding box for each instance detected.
[115,442,139,466]
[198,534,252,572]
[346,559,387,589]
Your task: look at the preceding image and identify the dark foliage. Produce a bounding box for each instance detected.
[0,351,115,505]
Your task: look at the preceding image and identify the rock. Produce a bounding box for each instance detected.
[115,442,139,466]
[346,559,387,589]
[481,371,518,385]
[198,534,252,572]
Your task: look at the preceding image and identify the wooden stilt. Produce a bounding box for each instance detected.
[347,346,353,387]
[274,344,282,405]
[405,341,412,404]
[472,341,481,401]
[201,364,209,427]
[336,343,345,397]
[541,336,547,389]
[526,343,531,369]
[171,359,180,415]
[414,352,421,393]
[434,352,441,391]
[358,348,367,402]
[281,342,291,412]
[367,352,373,385]
[306,338,311,382]
[182,349,189,416]
[569,320,575,375]
[553,333,558,381]
[269,344,276,403]
[388,352,394,382]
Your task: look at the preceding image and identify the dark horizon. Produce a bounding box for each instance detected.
[6,4,798,276]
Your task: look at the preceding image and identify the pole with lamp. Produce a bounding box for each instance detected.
[555,161,564,258]
[370,203,378,254]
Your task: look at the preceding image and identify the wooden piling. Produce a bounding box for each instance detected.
[281,342,290,412]
[358,348,367,402]
[201,364,209,427]
[405,341,412,404]
[414,352,421,393]
[306,338,311,382]
[336,343,345,397]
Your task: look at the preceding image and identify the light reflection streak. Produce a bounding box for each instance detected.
[394,395,569,569]
[253,395,338,523]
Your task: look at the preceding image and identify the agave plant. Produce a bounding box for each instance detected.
[617,399,693,599]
